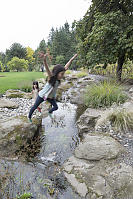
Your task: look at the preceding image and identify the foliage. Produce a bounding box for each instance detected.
[0,52,6,65]
[84,80,127,108]
[76,71,88,78]
[34,39,47,68]
[0,72,45,94]
[90,60,133,79]
[5,43,27,63]
[26,47,35,71]
[65,70,72,74]
[7,57,28,72]
[55,55,65,65]
[108,109,133,132]
[48,22,77,65]
[76,0,133,80]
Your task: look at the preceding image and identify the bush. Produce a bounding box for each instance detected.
[84,80,127,108]
[76,71,88,78]
[108,109,133,131]
[65,70,72,75]
[19,81,32,93]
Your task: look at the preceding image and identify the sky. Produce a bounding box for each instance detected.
[0,0,91,53]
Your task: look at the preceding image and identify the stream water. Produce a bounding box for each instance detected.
[0,102,85,199]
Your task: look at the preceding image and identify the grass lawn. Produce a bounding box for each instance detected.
[0,72,45,94]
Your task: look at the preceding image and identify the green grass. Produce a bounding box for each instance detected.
[84,80,127,108]
[0,72,45,94]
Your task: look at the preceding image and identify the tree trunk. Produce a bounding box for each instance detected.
[116,53,125,81]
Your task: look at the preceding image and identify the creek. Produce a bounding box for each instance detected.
[0,102,86,199]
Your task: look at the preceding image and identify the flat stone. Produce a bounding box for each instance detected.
[64,172,88,197]
[75,134,125,161]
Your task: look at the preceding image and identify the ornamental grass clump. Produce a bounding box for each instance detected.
[84,80,127,108]
[108,109,133,132]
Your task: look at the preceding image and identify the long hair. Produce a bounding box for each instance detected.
[32,81,39,91]
[48,64,65,86]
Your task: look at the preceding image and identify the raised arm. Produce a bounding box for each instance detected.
[38,52,52,78]
[64,54,77,71]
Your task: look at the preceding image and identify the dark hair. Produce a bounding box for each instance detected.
[32,81,39,91]
[49,64,65,86]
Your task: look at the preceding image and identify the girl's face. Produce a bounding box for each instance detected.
[57,71,65,80]
[33,84,38,89]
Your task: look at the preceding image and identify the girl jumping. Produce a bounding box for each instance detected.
[28,52,77,122]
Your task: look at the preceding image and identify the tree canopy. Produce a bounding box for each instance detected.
[76,0,133,80]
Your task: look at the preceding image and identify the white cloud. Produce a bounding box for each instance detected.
[0,0,91,52]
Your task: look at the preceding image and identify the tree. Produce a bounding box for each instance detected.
[5,43,27,63]
[7,57,28,72]
[48,22,77,65]
[34,39,47,68]
[26,47,35,71]
[76,0,133,80]
[0,52,6,65]
[55,55,65,65]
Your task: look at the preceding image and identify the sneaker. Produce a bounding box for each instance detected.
[27,114,32,123]
[48,112,53,119]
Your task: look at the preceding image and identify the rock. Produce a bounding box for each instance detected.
[5,89,32,99]
[76,108,104,135]
[129,87,133,93]
[75,134,125,161]
[0,98,19,108]
[106,163,133,198]
[0,116,41,157]
[63,156,94,173]
[63,156,133,199]
[64,172,88,197]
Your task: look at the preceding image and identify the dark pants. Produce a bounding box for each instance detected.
[28,95,58,119]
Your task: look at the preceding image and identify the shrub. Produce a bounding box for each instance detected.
[65,70,72,75]
[84,80,127,108]
[108,109,133,131]
[76,71,88,78]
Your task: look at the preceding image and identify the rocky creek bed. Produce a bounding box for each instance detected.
[0,72,133,199]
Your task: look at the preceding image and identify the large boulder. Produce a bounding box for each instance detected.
[63,156,133,199]
[0,116,42,157]
[0,98,19,108]
[5,89,31,99]
[75,134,125,161]
[76,108,104,135]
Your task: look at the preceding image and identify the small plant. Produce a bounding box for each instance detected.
[16,192,32,199]
[84,80,127,108]
[19,81,32,93]
[65,70,72,75]
[76,71,88,78]
[108,109,133,131]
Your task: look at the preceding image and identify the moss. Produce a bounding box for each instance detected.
[8,93,24,98]
[15,135,23,146]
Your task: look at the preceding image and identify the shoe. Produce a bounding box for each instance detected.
[48,112,53,119]
[27,114,32,123]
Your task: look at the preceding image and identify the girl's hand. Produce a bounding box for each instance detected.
[38,52,48,61]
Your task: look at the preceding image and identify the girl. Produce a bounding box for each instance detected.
[28,52,77,122]
[32,81,41,113]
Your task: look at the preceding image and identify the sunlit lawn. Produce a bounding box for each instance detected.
[0,72,45,94]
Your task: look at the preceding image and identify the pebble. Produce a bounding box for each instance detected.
[0,97,32,119]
